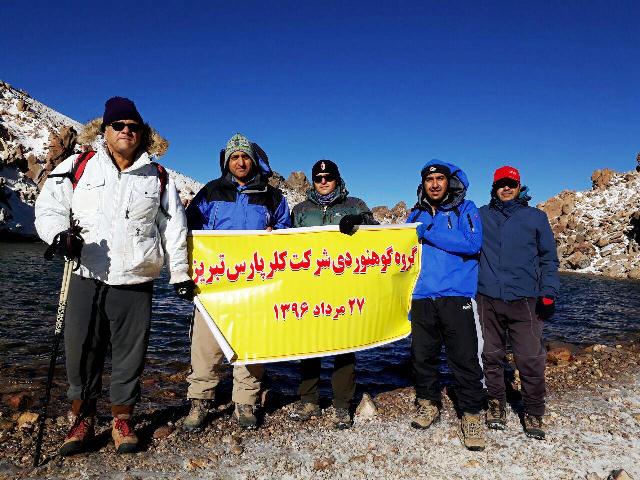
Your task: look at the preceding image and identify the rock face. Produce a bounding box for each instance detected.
[538,167,640,279]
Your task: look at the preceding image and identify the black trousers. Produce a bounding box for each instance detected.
[410,296,485,414]
[477,294,546,416]
[298,353,356,409]
[64,275,153,406]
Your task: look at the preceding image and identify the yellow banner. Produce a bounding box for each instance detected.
[189,224,421,364]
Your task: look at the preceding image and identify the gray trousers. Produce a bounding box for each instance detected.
[477,294,546,416]
[64,274,152,406]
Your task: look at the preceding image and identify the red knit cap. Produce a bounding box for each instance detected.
[493,165,520,184]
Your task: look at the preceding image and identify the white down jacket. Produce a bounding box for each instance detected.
[35,144,190,285]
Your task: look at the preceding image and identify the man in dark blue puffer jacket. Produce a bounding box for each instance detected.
[406,160,486,451]
[183,133,291,432]
[478,165,559,440]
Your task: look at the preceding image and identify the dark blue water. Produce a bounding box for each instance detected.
[1,242,639,406]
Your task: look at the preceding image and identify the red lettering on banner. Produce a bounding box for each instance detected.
[274,301,311,321]
[276,298,366,321]
[267,250,288,279]
[193,260,205,283]
[290,249,312,271]
[194,241,416,283]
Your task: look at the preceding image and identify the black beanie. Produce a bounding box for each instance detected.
[312,159,340,179]
[421,163,451,179]
[101,97,143,130]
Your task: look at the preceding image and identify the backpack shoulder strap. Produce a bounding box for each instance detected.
[152,162,168,199]
[47,151,95,188]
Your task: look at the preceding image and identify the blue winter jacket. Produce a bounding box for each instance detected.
[186,154,291,231]
[478,192,559,301]
[406,160,482,299]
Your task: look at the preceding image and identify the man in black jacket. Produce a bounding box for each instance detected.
[289,159,377,429]
[477,165,560,440]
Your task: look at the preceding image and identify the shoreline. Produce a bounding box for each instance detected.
[0,341,638,479]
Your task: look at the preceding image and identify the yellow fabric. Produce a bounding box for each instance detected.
[189,224,420,364]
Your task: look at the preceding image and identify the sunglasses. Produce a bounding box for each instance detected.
[495,179,519,189]
[313,174,336,183]
[110,121,141,133]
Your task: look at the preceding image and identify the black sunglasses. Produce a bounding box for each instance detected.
[313,174,336,183]
[110,121,141,133]
[495,179,519,189]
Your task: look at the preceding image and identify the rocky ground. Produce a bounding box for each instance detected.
[0,341,638,480]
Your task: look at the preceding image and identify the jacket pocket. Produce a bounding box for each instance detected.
[132,228,161,272]
[127,181,160,222]
[72,178,105,238]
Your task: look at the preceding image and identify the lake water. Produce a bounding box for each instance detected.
[1,242,639,411]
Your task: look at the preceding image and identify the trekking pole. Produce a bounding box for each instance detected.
[33,258,74,467]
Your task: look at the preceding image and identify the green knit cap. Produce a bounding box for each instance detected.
[224,133,255,168]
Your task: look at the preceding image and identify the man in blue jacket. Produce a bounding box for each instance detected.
[183,133,291,431]
[407,160,486,451]
[478,165,559,440]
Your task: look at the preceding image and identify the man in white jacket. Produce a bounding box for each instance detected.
[35,97,193,456]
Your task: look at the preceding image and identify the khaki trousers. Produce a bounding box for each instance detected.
[186,307,264,406]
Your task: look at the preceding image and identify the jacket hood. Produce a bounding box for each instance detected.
[416,159,469,210]
[77,118,169,158]
[306,178,349,205]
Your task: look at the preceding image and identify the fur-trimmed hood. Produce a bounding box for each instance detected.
[77,118,169,158]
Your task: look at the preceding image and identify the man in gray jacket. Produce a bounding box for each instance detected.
[35,97,193,455]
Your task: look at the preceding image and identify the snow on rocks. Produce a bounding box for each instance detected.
[538,167,640,279]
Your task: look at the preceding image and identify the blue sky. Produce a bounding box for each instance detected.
[2,0,638,208]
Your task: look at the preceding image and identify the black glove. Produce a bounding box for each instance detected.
[339,214,364,234]
[536,296,555,320]
[44,225,83,261]
[174,280,196,302]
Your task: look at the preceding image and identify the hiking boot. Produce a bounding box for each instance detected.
[112,416,139,454]
[327,406,352,430]
[234,404,258,430]
[523,413,545,440]
[289,401,321,422]
[485,399,507,430]
[59,415,95,457]
[410,399,441,429]
[460,413,486,451]
[183,399,213,432]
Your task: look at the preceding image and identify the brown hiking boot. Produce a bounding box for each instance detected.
[234,404,258,430]
[112,415,139,453]
[327,405,353,430]
[460,413,486,451]
[183,399,213,432]
[523,413,545,440]
[486,399,507,430]
[289,401,322,422]
[59,415,95,456]
[410,399,441,429]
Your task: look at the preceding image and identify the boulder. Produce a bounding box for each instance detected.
[547,347,573,364]
[591,168,616,190]
[627,267,640,280]
[45,125,77,168]
[355,393,378,420]
[566,251,591,269]
[284,171,310,194]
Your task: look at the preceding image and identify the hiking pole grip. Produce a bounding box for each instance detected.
[33,260,73,467]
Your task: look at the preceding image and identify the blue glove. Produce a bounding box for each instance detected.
[416,222,433,240]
